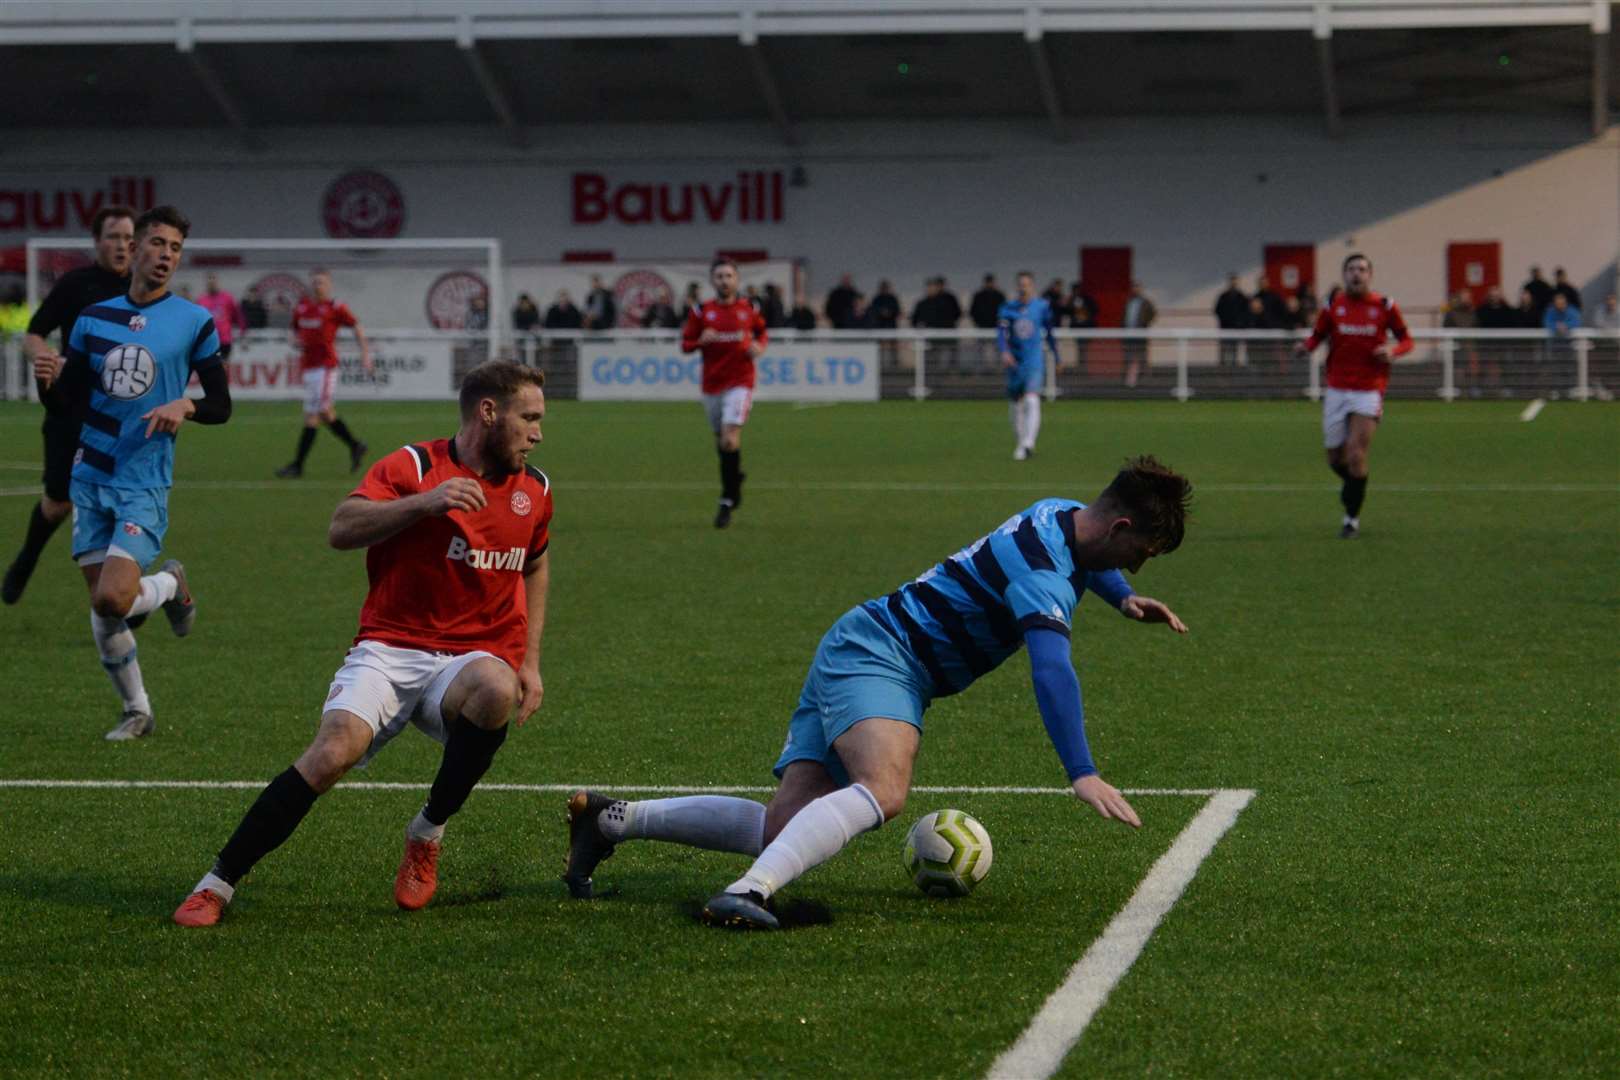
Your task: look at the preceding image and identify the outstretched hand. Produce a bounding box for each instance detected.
[1072,774,1141,828]
[1120,594,1188,633]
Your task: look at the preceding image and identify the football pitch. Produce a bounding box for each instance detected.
[0,397,1614,1078]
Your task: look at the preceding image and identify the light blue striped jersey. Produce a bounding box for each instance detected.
[996,296,1056,365]
[861,498,1134,697]
[66,293,222,489]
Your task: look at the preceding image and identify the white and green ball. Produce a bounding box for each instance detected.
[903,809,993,897]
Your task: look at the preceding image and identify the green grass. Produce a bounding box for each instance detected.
[0,398,1615,1078]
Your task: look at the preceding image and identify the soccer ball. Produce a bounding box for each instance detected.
[903,809,993,898]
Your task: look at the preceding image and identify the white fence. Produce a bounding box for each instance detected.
[4,327,1615,403]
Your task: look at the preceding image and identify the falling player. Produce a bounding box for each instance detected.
[680,257,767,528]
[1294,254,1412,538]
[33,205,233,740]
[173,361,551,927]
[276,270,374,478]
[998,271,1060,461]
[564,457,1190,929]
[4,205,134,606]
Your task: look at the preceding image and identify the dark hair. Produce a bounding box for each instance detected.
[711,257,738,273]
[134,205,191,239]
[90,205,135,240]
[1342,252,1371,272]
[459,361,545,419]
[1095,455,1192,555]
[1017,270,1035,280]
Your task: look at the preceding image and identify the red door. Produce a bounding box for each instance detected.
[1080,246,1132,377]
[1446,242,1499,307]
[1264,244,1316,299]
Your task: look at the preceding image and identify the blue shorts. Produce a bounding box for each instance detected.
[773,606,933,784]
[1006,359,1044,399]
[70,481,168,568]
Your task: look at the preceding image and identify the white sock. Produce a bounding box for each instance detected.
[192,872,235,903]
[1024,393,1042,448]
[611,795,766,856]
[407,808,445,844]
[127,571,178,617]
[91,611,149,714]
[1009,401,1026,447]
[726,783,883,900]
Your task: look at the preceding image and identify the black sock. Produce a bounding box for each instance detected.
[719,449,742,505]
[327,417,359,450]
[423,719,509,826]
[1342,476,1368,518]
[1329,461,1351,481]
[213,766,320,885]
[292,427,317,466]
[11,502,64,572]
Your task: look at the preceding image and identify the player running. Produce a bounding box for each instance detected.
[33,205,233,741]
[1294,253,1412,538]
[275,270,374,478]
[998,270,1060,461]
[680,257,767,528]
[3,205,134,606]
[564,456,1190,929]
[173,361,551,927]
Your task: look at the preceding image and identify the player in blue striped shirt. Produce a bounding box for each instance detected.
[564,456,1191,928]
[998,271,1059,461]
[35,205,233,741]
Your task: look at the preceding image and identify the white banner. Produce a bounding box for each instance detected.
[217,335,455,401]
[578,343,879,402]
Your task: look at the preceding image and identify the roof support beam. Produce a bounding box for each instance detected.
[176,17,258,149]
[1594,2,1612,135]
[457,15,526,147]
[1313,7,1342,138]
[740,10,798,146]
[1025,8,1069,142]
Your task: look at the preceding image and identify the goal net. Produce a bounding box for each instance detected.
[18,237,502,402]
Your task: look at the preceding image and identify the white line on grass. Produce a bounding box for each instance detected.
[986,788,1257,1080]
[0,779,1226,797]
[1519,398,1545,422]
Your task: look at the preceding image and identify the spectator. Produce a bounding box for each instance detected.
[1444,291,1480,393]
[1516,288,1540,329]
[1475,286,1516,394]
[544,289,584,330]
[1214,272,1250,367]
[1122,280,1157,388]
[1281,294,1306,331]
[1042,277,1067,316]
[1442,290,1477,330]
[824,273,858,329]
[1253,273,1288,328]
[761,283,787,329]
[1552,267,1581,310]
[1592,294,1619,400]
[584,274,616,329]
[512,292,541,333]
[0,285,28,338]
[909,276,962,329]
[196,272,246,359]
[868,280,900,330]
[678,281,702,323]
[464,294,489,332]
[1296,283,1319,326]
[1066,292,1096,368]
[1544,293,1581,345]
[1521,266,1553,320]
[1069,281,1099,327]
[241,286,269,330]
[1594,293,1620,332]
[788,294,817,331]
[744,284,764,315]
[640,296,680,329]
[969,274,1005,330]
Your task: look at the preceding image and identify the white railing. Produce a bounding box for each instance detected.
[511,327,1617,403]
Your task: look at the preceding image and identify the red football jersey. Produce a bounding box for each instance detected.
[1305,290,1414,393]
[294,298,359,370]
[680,298,767,394]
[349,439,552,669]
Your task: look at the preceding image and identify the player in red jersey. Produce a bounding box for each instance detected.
[276,269,374,478]
[1295,253,1412,538]
[174,361,551,926]
[681,257,767,528]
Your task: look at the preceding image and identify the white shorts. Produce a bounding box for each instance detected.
[702,386,753,435]
[302,367,338,415]
[1322,387,1383,448]
[323,640,503,765]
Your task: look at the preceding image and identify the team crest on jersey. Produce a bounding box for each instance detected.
[100,343,157,400]
[1014,317,1036,339]
[123,522,143,537]
[510,490,532,517]
[129,314,147,332]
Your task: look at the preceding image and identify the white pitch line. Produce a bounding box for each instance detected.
[1519,398,1545,422]
[986,788,1257,1080]
[0,778,1225,797]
